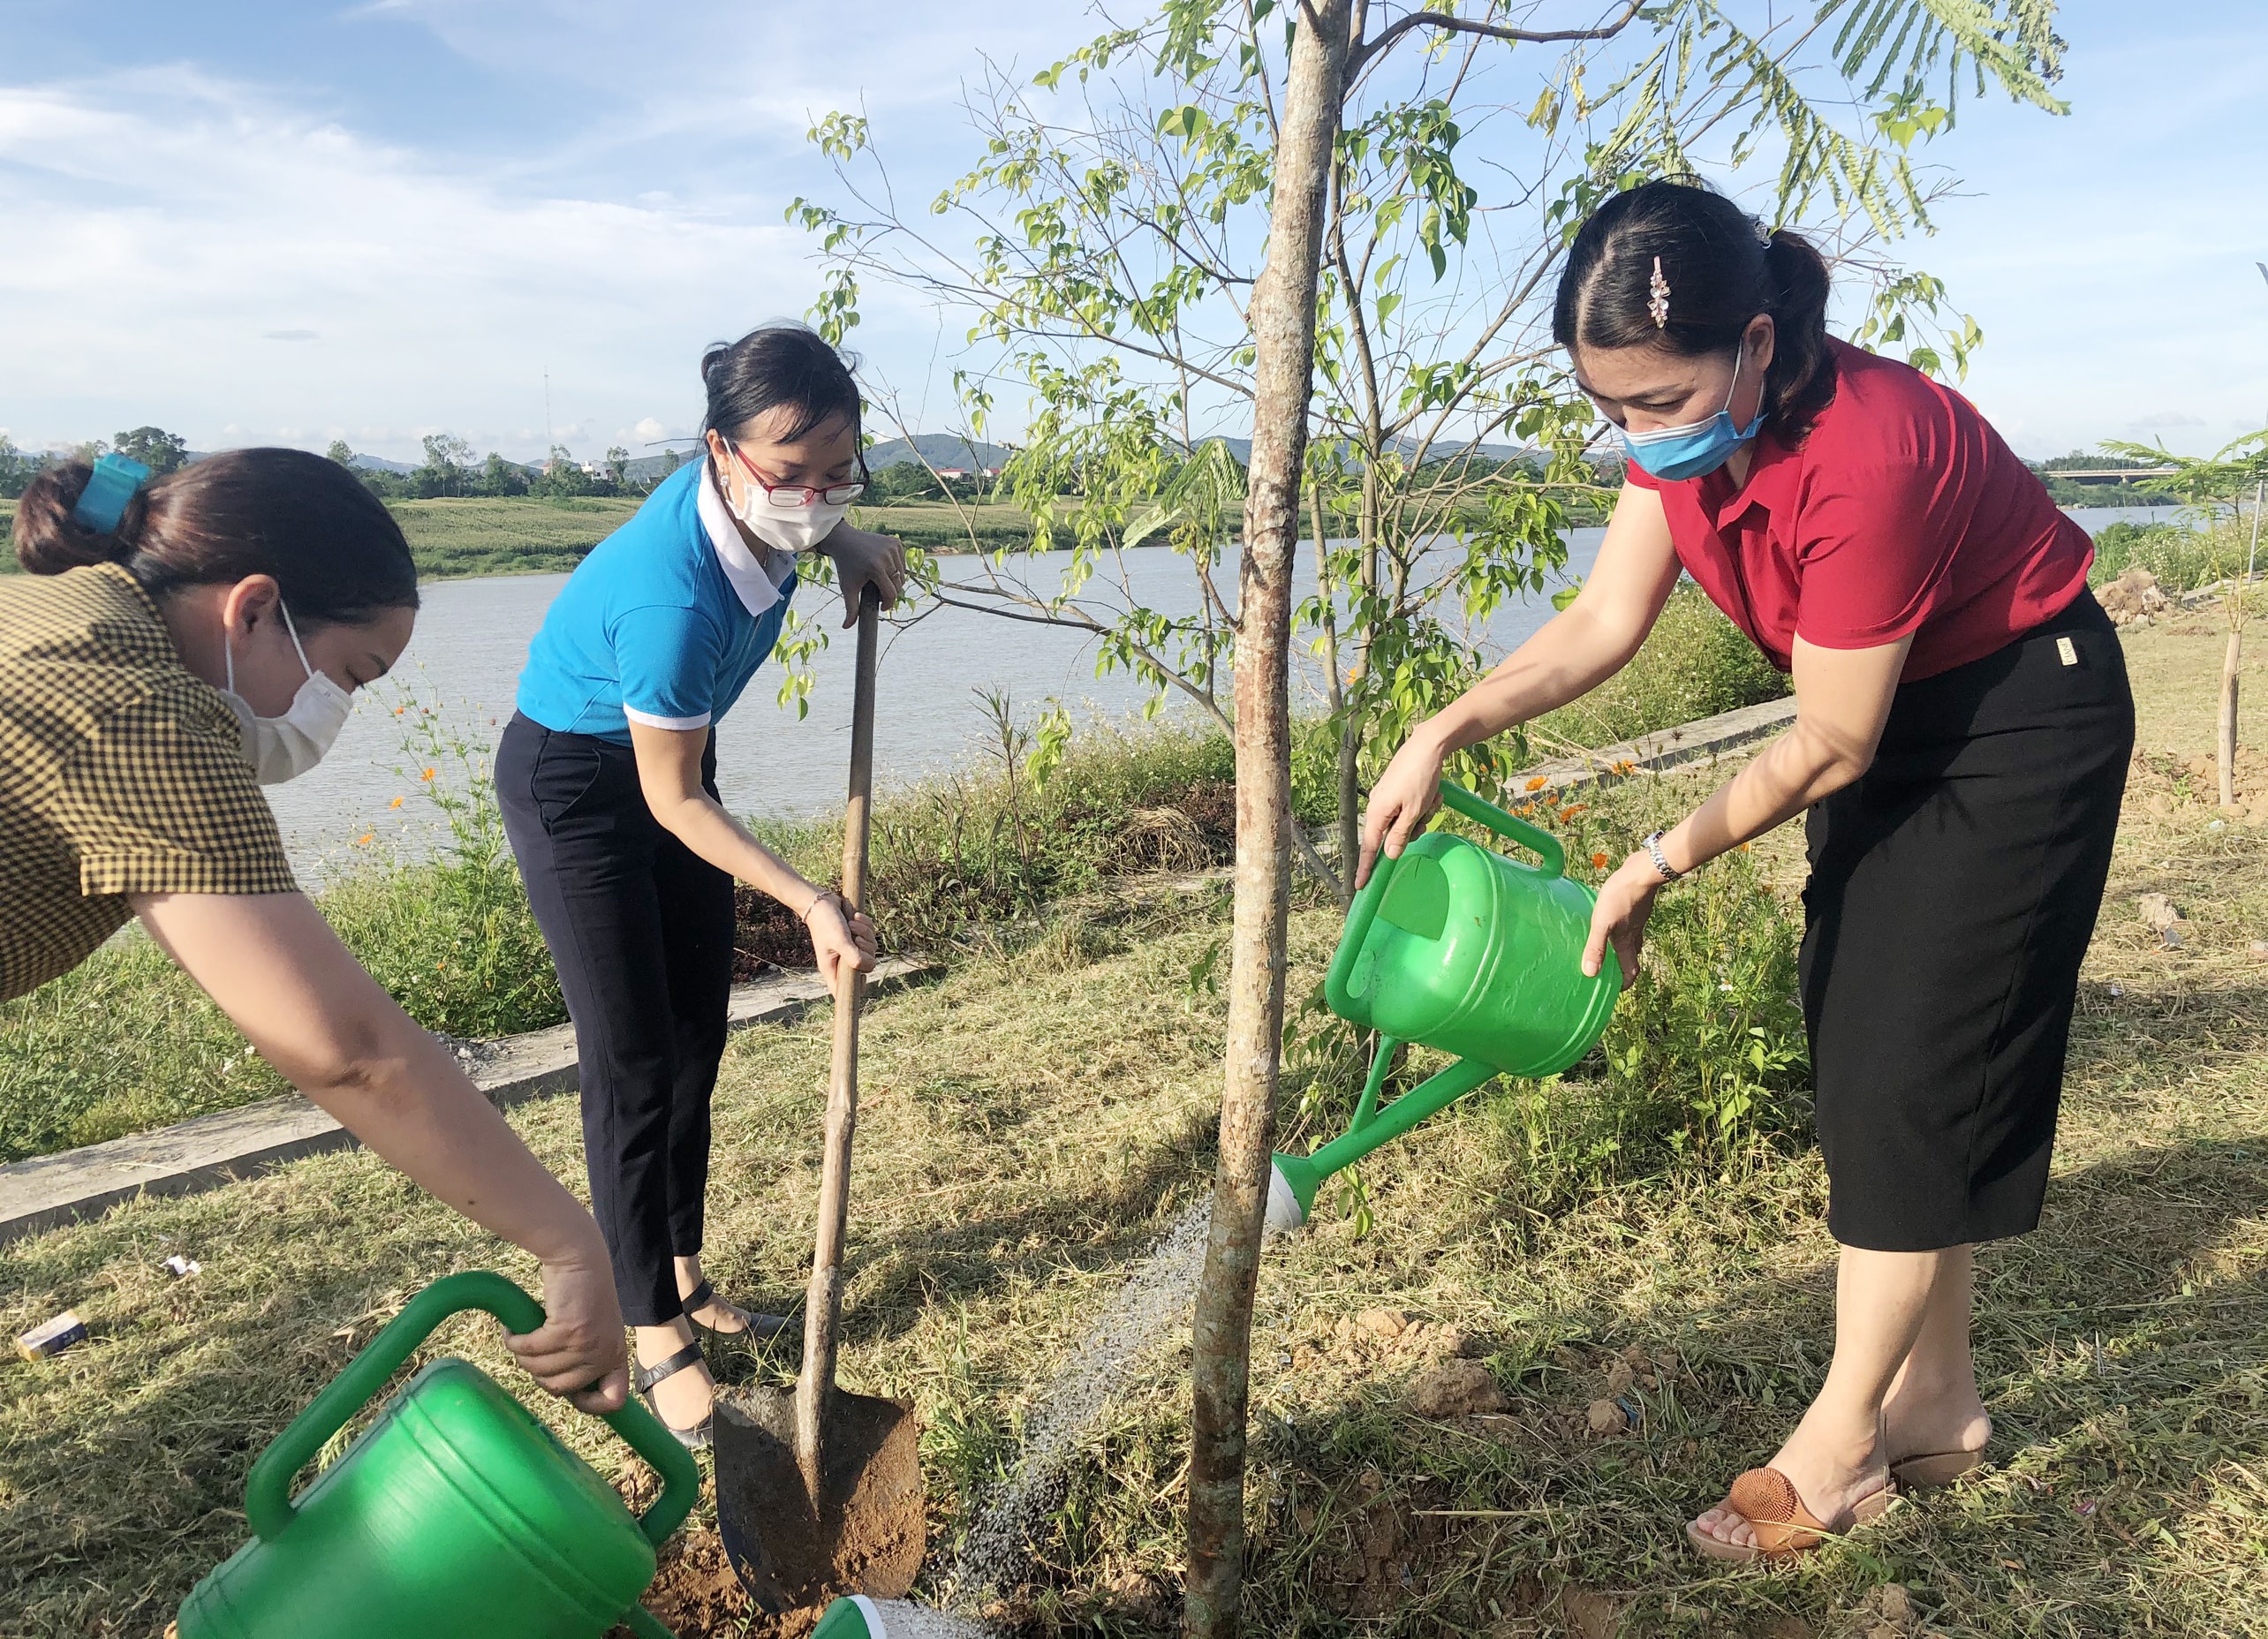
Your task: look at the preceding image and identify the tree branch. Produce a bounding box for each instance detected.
[1349,0,1644,74]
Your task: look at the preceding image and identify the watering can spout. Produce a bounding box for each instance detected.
[1265,1155,1322,1237]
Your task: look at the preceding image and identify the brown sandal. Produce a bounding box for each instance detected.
[1685,1466,1899,1563]
[1889,1446,1987,1491]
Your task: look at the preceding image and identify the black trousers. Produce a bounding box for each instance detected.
[497,713,735,1326]
[1800,589,2133,1252]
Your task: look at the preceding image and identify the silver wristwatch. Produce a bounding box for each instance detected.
[1642,830,1682,883]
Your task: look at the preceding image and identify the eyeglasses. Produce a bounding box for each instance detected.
[726,440,866,508]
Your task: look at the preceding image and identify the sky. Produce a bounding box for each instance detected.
[1,0,2263,465]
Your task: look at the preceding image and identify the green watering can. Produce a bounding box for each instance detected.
[177,1272,701,1639]
[1266,782,1622,1235]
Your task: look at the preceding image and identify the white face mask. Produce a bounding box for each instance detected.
[221,600,353,784]
[728,489,850,555]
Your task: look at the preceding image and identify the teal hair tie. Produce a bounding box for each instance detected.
[72,453,152,534]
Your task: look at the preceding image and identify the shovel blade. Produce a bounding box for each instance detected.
[715,1386,924,1613]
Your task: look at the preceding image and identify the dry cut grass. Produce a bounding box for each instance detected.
[2,615,2264,1637]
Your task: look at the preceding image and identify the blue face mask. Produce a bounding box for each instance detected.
[1617,349,1764,481]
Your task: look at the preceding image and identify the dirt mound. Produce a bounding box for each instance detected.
[2097,566,2169,627]
[714,1386,925,1610]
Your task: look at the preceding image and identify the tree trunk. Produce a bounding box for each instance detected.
[2220,629,2241,809]
[1183,4,1350,1636]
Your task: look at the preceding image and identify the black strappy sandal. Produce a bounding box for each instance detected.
[680,1278,793,1346]
[632,1341,714,1451]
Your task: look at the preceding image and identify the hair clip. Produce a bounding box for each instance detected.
[1647,256,1672,329]
[72,453,153,534]
[1753,217,1774,245]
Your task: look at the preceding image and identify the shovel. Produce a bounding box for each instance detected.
[718,588,924,1612]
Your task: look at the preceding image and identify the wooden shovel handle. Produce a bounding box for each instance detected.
[796,587,881,1502]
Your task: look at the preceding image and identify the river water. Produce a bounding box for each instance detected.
[269,505,2179,878]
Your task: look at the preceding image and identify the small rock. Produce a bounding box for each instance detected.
[1356,1308,1410,1341]
[1436,1326,1474,1357]
[1410,1358,1508,1416]
[1872,1583,1915,1623]
[2249,940,2268,962]
[1603,1358,1637,1396]
[1102,1567,1165,1621]
[1586,1397,1627,1435]
[2138,892,2185,933]
[1558,1585,1625,1639]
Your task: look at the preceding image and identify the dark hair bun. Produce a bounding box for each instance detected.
[13,461,146,575]
[1554,178,1838,438]
[700,323,863,446]
[15,449,417,622]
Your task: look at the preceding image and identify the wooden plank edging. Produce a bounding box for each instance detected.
[0,959,928,1246]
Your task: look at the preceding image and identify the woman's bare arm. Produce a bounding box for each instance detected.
[131,889,629,1411]
[1579,632,1912,978]
[1359,482,1685,882]
[624,722,876,989]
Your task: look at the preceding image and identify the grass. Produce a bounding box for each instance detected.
[384,495,644,580]
[0,591,1768,1164]
[854,500,1036,555]
[4,615,2264,1636]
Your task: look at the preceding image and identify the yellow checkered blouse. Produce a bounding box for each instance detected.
[0,563,297,1001]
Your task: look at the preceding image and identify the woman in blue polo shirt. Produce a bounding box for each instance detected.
[500,323,906,1446]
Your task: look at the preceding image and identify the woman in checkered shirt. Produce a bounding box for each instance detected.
[1,449,629,1413]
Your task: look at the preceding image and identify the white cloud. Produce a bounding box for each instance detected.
[2127,412,2210,432]
[0,68,816,460]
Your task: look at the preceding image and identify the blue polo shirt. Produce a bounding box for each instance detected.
[517,461,798,743]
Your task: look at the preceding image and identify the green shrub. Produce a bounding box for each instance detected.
[1535,585,1788,751]
[2088,517,2242,593]
[762,714,1244,955]
[321,703,563,1038]
[1474,841,1810,1212]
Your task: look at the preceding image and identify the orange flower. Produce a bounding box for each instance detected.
[420,767,438,782]
[393,706,405,716]
[356,832,374,845]
[389,796,404,810]
[1561,804,1587,820]
[1524,775,1547,791]
[1590,851,1611,870]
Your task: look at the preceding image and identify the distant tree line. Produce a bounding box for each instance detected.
[0,426,669,502]
[327,434,658,501]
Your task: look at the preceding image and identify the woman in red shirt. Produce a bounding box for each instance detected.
[1363,180,2132,1561]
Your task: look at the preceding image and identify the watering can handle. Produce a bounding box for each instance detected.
[1437,782,1566,878]
[1327,780,1564,1018]
[243,1272,700,1554]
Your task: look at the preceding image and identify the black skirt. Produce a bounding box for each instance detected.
[1800,588,2133,1252]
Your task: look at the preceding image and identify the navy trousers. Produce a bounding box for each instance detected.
[497,713,735,1326]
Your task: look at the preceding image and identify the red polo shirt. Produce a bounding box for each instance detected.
[1625,339,2093,681]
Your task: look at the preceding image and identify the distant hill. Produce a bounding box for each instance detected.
[865,434,1017,472]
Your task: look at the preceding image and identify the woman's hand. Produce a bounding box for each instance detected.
[1583,852,1667,981]
[507,1251,631,1413]
[1357,729,1449,888]
[820,525,908,626]
[804,891,880,987]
